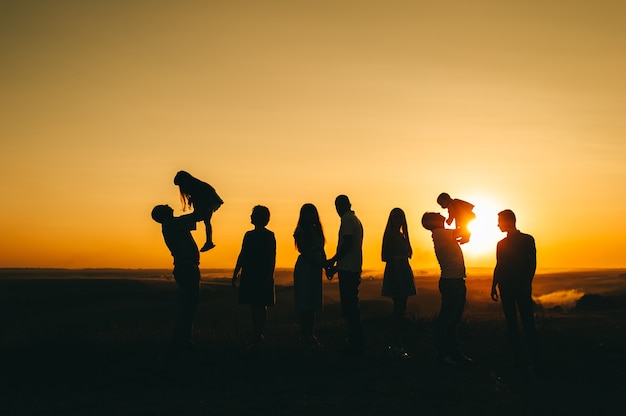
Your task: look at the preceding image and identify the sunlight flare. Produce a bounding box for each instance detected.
[461,196,503,256]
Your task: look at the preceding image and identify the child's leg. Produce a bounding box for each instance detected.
[391,296,408,348]
[251,305,267,344]
[459,226,471,244]
[199,211,215,252]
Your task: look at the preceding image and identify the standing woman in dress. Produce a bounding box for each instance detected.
[293,203,326,348]
[381,207,417,357]
[232,205,276,348]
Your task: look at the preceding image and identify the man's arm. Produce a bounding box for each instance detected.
[176,211,203,229]
[526,235,537,280]
[269,234,277,274]
[491,242,502,301]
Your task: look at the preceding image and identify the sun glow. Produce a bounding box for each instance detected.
[461,196,504,257]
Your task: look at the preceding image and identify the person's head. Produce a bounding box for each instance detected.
[151,205,174,223]
[386,207,407,231]
[298,203,322,227]
[335,195,351,217]
[384,207,412,256]
[174,170,196,210]
[295,203,325,248]
[251,205,270,227]
[437,193,452,208]
[497,209,517,233]
[421,212,445,231]
[174,170,193,187]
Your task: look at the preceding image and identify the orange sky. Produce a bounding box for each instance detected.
[1,1,625,271]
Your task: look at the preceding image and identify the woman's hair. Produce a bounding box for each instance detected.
[251,205,270,227]
[382,207,412,260]
[174,170,200,211]
[294,203,325,250]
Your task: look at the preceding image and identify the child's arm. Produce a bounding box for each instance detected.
[446,205,456,226]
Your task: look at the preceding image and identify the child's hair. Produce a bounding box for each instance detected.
[174,170,201,211]
[251,205,270,227]
[151,205,172,223]
[437,192,452,206]
[383,208,412,258]
[421,212,443,231]
[294,203,325,250]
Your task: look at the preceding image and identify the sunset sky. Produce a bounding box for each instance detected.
[1,1,625,272]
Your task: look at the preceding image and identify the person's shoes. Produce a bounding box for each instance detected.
[388,345,410,359]
[200,243,216,252]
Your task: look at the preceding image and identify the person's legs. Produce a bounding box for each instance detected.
[250,305,267,345]
[436,280,451,357]
[338,270,363,353]
[391,296,408,348]
[299,310,315,339]
[171,265,200,353]
[437,279,467,361]
[517,289,540,364]
[445,279,466,356]
[499,288,522,362]
[448,279,466,356]
[200,211,215,252]
[299,310,322,348]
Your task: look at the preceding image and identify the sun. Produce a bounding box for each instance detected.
[460,196,504,258]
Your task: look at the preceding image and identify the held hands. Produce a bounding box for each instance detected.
[325,265,337,281]
[324,258,337,280]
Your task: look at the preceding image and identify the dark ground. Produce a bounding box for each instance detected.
[1,274,625,415]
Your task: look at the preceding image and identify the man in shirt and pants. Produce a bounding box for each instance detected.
[152,204,203,357]
[326,195,364,356]
[491,209,539,369]
[422,212,473,366]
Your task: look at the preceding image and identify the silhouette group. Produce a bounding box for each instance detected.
[153,171,539,371]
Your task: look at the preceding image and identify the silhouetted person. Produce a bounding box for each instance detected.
[437,193,476,244]
[326,195,364,356]
[232,205,276,348]
[174,170,223,252]
[491,209,540,369]
[293,203,327,350]
[151,204,203,357]
[381,208,416,358]
[422,212,473,366]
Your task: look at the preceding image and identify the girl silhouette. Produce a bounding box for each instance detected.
[293,203,326,349]
[381,207,417,357]
[174,170,223,252]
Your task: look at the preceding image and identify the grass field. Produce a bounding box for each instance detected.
[1,269,625,415]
